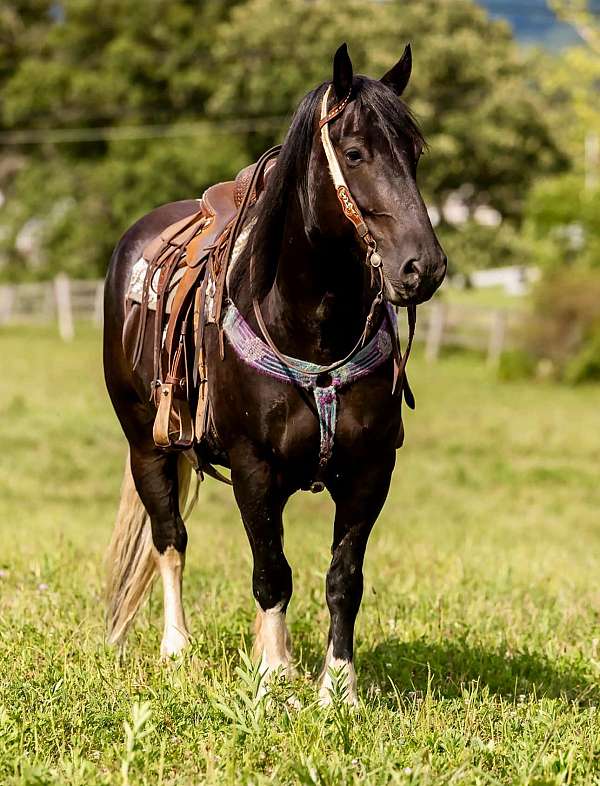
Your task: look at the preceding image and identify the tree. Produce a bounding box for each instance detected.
[523,1,600,269]
[516,2,600,383]
[208,0,565,219]
[0,0,566,279]
[551,0,600,52]
[0,0,247,279]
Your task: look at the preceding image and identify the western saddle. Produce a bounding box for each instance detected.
[126,148,279,453]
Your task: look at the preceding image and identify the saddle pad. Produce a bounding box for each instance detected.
[126,257,185,313]
[126,219,255,314]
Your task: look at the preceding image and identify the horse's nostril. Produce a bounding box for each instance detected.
[401,257,422,279]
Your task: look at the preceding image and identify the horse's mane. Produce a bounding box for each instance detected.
[229,75,426,302]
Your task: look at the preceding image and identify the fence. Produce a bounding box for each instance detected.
[0,275,523,365]
[0,275,103,341]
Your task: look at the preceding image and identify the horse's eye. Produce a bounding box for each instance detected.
[344,148,362,163]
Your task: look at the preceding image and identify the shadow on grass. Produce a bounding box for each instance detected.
[182,612,598,705]
[358,637,599,703]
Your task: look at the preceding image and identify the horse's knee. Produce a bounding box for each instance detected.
[253,554,292,612]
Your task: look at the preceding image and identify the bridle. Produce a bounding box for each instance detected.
[247,83,416,401]
[318,85,384,273]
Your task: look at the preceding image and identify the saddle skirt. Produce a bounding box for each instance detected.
[127,257,185,313]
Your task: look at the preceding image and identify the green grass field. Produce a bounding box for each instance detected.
[1,325,600,785]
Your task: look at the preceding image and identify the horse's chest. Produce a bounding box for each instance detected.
[240,382,322,460]
[216,358,396,461]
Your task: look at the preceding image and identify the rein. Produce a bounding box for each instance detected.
[249,84,416,397]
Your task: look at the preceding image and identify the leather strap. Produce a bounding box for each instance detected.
[319,86,381,267]
[250,82,415,403]
[318,86,352,129]
[251,265,386,377]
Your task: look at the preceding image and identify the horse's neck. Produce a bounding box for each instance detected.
[260,197,371,362]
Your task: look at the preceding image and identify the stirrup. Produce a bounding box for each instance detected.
[153,382,194,449]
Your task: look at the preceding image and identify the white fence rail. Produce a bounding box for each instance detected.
[415,300,522,367]
[0,275,104,340]
[0,276,523,364]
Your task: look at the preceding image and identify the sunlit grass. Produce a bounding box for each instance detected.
[1,325,599,785]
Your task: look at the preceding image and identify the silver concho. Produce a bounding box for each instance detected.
[370,251,382,268]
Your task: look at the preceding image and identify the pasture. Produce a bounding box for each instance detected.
[1,325,599,785]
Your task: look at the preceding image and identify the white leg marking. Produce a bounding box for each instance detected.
[319,642,358,707]
[156,546,190,658]
[254,601,296,696]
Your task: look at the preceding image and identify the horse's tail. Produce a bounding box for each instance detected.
[105,451,193,647]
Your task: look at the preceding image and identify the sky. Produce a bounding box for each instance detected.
[480,0,600,49]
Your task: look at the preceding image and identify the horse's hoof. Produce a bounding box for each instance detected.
[160,626,190,660]
[286,693,302,710]
[318,686,358,708]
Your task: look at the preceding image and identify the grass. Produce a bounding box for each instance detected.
[1,324,600,785]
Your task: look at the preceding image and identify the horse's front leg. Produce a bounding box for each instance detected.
[231,446,295,692]
[320,454,395,706]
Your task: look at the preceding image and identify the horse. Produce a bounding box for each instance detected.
[103,43,446,705]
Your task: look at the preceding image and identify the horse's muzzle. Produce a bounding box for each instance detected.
[383,252,447,306]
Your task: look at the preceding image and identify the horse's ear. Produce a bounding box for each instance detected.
[381,44,412,96]
[332,42,353,100]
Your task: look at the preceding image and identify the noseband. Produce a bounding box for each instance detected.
[247,83,416,400]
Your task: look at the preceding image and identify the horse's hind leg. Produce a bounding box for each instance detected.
[135,448,193,658]
[231,449,295,690]
[106,446,192,658]
[320,456,395,706]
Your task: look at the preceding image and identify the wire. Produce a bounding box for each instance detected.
[0,116,288,146]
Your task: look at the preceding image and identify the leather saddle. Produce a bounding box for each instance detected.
[125,154,278,452]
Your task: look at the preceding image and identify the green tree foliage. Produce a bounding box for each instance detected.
[437,221,535,276]
[0,0,247,279]
[0,1,52,86]
[525,1,600,267]
[524,174,600,269]
[209,0,565,217]
[516,2,600,383]
[0,0,565,279]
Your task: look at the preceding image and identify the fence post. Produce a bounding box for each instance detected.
[487,310,506,367]
[0,285,14,325]
[93,281,104,326]
[425,301,445,362]
[54,273,74,341]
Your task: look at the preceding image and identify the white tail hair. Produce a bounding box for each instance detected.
[105,451,193,647]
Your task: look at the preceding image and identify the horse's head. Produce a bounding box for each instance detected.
[307,44,447,306]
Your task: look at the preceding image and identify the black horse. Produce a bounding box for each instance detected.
[103,44,446,705]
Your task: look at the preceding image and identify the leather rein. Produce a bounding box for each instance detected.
[246,84,416,400]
